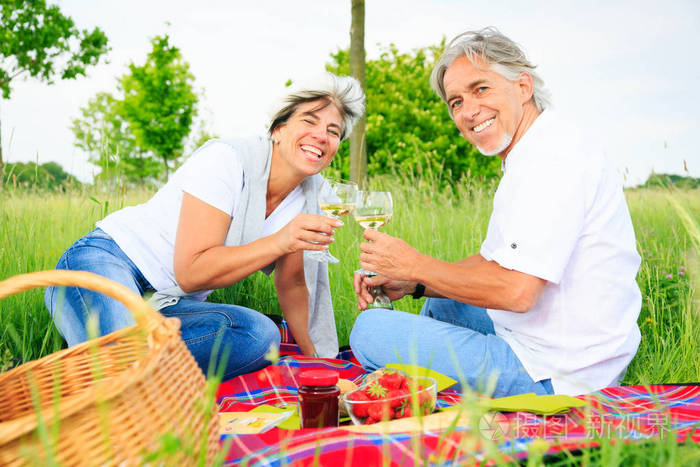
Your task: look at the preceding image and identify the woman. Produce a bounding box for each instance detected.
[45,73,365,380]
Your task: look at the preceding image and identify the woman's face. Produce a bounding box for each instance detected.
[272,99,343,177]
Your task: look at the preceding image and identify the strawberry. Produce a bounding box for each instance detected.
[378,372,404,390]
[347,391,371,418]
[368,402,393,421]
[396,405,412,419]
[418,387,433,405]
[366,383,388,400]
[386,388,409,408]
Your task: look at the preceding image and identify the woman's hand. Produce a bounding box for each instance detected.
[273,214,343,255]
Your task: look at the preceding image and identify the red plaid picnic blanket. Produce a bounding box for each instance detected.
[217,321,700,465]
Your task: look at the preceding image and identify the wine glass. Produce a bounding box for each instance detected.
[307,179,357,264]
[353,190,394,309]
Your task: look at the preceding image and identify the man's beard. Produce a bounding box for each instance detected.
[477,133,513,156]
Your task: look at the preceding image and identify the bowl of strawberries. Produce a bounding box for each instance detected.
[341,369,437,425]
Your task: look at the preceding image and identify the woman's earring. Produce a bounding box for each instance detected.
[271,137,279,145]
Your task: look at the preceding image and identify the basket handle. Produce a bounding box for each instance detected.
[0,270,163,331]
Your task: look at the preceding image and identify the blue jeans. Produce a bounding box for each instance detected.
[349,298,554,397]
[45,228,280,381]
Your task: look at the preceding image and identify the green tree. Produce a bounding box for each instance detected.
[327,44,501,184]
[640,173,700,189]
[182,119,218,164]
[0,0,109,184]
[71,92,161,184]
[4,160,80,190]
[120,35,198,180]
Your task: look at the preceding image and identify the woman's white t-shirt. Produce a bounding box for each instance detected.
[97,140,304,298]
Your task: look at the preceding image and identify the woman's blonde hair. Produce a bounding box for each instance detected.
[268,73,365,140]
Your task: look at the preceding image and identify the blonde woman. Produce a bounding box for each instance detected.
[46,73,365,380]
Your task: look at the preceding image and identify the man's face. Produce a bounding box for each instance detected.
[443,56,531,158]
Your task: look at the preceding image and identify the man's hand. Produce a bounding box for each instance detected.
[273,214,342,255]
[359,229,422,281]
[353,272,417,310]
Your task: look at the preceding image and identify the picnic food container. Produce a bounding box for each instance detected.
[0,270,220,466]
[341,370,437,425]
[298,369,340,428]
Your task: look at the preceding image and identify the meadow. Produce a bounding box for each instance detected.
[0,177,699,464]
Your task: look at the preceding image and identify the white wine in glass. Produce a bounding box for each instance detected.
[354,190,394,309]
[354,212,392,230]
[307,179,357,264]
[319,203,355,218]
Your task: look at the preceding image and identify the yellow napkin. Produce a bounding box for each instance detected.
[250,405,301,430]
[385,364,457,392]
[219,410,296,434]
[482,393,587,415]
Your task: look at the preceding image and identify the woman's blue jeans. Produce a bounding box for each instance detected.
[349,299,554,397]
[45,229,280,381]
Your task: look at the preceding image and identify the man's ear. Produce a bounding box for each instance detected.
[517,72,534,104]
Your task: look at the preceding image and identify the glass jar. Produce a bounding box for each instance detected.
[298,369,340,428]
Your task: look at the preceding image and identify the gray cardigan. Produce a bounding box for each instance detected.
[147,136,339,358]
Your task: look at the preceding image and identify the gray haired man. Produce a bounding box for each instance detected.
[350,28,641,397]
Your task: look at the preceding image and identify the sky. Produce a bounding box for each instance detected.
[2,0,699,186]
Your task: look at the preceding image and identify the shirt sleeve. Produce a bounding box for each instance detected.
[179,141,243,216]
[481,157,587,284]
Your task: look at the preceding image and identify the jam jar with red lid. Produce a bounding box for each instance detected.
[298,369,340,428]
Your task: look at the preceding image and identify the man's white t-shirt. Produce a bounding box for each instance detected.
[480,110,642,396]
[97,140,305,299]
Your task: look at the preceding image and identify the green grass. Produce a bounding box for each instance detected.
[1,181,698,381]
[0,188,152,367]
[1,180,699,465]
[623,189,700,385]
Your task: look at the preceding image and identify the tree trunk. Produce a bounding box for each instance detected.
[349,0,367,188]
[163,156,169,181]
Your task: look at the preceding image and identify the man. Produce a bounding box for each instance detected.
[350,27,641,397]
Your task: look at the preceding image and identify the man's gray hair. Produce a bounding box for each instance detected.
[269,73,365,141]
[430,27,551,112]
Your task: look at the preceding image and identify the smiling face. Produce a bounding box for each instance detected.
[443,56,535,159]
[272,99,343,177]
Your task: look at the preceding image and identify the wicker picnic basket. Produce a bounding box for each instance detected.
[0,270,220,466]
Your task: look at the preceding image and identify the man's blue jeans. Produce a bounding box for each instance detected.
[349,298,554,397]
[45,228,280,381]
